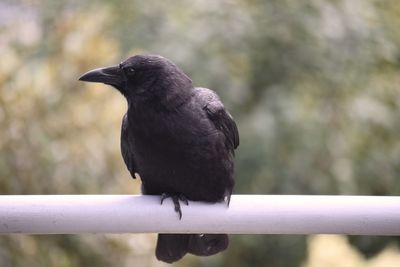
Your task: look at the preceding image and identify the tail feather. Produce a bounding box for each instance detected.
[156,234,189,263]
[188,234,229,256]
[156,234,229,263]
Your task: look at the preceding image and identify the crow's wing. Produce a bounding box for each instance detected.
[195,87,239,150]
[121,113,137,178]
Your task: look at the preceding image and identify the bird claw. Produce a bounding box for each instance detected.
[160,193,189,220]
[225,194,231,207]
[160,193,169,205]
[224,189,232,207]
[179,194,189,206]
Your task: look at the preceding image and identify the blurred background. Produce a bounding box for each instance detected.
[0,0,399,266]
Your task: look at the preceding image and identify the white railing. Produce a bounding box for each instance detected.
[0,195,399,235]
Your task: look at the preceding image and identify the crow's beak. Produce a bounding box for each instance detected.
[79,65,123,88]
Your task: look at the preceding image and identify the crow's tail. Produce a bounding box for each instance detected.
[155,233,229,263]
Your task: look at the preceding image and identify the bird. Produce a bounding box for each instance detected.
[79,54,239,263]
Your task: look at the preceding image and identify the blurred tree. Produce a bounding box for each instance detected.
[0,0,399,266]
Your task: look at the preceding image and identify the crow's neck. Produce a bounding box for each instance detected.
[128,73,193,113]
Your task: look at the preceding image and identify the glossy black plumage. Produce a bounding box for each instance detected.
[79,54,239,263]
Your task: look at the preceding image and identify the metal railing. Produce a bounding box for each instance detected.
[0,195,399,235]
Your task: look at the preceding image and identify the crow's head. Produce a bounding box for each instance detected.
[79,55,192,101]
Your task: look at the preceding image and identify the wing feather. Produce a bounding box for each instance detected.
[195,87,239,150]
[121,113,137,178]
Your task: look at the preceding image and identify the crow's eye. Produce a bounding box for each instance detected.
[125,67,135,76]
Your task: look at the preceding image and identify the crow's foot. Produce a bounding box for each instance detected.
[224,194,231,207]
[224,189,232,207]
[160,193,189,220]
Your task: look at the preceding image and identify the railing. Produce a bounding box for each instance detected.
[0,195,399,235]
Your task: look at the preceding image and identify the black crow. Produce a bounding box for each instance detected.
[79,55,239,263]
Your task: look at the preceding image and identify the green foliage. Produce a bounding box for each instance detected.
[0,0,399,266]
